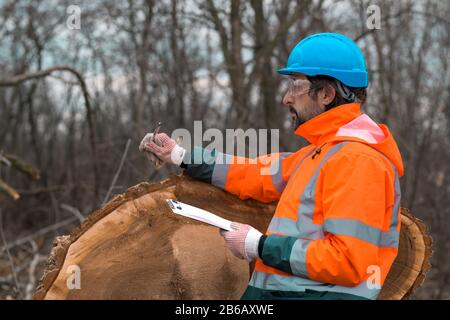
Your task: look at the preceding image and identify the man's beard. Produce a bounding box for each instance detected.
[289,101,324,131]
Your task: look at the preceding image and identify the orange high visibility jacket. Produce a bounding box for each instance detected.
[182,103,403,299]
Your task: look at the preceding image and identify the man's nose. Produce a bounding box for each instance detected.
[282,92,293,107]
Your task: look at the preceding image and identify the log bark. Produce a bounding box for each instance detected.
[34,174,432,300]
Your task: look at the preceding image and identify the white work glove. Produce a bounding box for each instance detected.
[139,133,163,167]
[220,222,262,262]
[139,132,186,166]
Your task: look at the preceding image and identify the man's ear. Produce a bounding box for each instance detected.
[318,84,336,105]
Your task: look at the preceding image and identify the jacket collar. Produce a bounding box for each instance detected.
[294,103,362,145]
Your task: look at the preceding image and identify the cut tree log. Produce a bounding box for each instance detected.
[34,174,432,300]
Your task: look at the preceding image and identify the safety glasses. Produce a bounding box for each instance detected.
[283,78,316,97]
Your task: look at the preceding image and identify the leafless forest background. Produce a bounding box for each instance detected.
[0,0,448,300]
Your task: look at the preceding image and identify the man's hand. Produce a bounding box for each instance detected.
[139,132,186,166]
[220,222,262,262]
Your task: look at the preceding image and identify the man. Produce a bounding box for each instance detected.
[139,33,403,300]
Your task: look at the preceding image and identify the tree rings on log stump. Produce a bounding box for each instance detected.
[34,174,432,300]
[34,175,274,299]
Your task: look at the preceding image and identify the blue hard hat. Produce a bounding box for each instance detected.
[277,33,368,88]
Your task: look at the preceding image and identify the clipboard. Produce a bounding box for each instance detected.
[166,199,233,231]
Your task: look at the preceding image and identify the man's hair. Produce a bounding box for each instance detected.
[306,75,367,111]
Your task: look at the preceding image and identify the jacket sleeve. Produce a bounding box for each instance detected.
[258,152,400,286]
[182,146,304,203]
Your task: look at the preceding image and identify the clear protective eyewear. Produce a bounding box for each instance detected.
[283,78,315,97]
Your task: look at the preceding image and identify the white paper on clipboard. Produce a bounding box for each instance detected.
[166,199,232,231]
